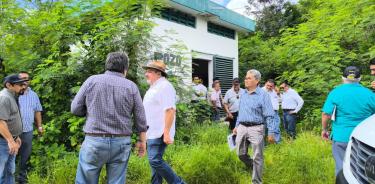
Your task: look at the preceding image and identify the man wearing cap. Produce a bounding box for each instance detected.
[223,78,244,131]
[71,52,148,183]
[370,58,375,89]
[233,69,277,184]
[0,74,28,183]
[321,66,375,177]
[262,79,281,143]
[143,60,185,184]
[280,80,304,139]
[17,71,43,184]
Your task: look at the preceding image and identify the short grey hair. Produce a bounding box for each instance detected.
[247,69,261,81]
[105,52,129,73]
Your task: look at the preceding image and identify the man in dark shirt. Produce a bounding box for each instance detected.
[71,52,148,184]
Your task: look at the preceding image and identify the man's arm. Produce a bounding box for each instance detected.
[321,113,331,140]
[163,108,175,145]
[71,79,90,116]
[34,111,43,135]
[132,85,148,157]
[0,120,20,155]
[223,93,233,118]
[263,93,277,142]
[292,91,304,113]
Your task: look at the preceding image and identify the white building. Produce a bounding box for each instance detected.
[151,0,255,92]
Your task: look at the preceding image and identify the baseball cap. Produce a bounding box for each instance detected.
[233,78,240,84]
[343,66,360,80]
[3,74,29,85]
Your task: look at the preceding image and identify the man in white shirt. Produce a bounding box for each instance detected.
[223,78,244,131]
[262,79,281,143]
[142,60,185,184]
[192,76,207,102]
[210,81,222,122]
[280,81,304,139]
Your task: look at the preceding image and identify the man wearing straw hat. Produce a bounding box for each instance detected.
[142,60,185,184]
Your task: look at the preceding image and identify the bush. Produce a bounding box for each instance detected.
[28,124,335,184]
[263,133,335,184]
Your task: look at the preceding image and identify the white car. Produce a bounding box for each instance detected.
[339,114,375,184]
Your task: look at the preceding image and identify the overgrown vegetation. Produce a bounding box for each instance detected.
[28,124,334,184]
[240,0,375,130]
[0,0,369,182]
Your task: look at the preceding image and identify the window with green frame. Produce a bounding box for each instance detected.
[160,8,196,28]
[207,22,235,39]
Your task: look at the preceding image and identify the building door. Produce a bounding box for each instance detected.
[213,56,233,95]
[192,59,209,88]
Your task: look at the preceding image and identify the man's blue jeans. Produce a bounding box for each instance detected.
[0,138,16,184]
[273,111,281,143]
[282,110,297,138]
[332,141,348,176]
[147,137,185,184]
[75,136,132,184]
[18,131,33,183]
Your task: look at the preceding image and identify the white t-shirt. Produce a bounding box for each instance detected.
[192,84,207,101]
[143,77,176,140]
[223,88,245,113]
[210,90,222,108]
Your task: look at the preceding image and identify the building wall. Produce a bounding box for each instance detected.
[151,16,239,87]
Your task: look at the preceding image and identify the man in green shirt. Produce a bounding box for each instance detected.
[0,74,28,183]
[321,66,375,177]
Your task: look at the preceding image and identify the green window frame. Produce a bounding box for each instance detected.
[207,22,235,39]
[160,8,196,28]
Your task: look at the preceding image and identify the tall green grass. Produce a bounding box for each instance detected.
[28,124,334,184]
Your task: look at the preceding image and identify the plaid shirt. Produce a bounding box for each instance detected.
[71,71,147,135]
[19,88,43,132]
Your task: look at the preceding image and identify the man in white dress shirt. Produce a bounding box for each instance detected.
[280,81,304,139]
[262,79,281,143]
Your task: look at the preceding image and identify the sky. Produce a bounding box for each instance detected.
[210,0,299,19]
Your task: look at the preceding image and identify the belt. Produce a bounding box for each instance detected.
[85,133,129,138]
[283,109,295,111]
[240,122,263,127]
[0,135,18,141]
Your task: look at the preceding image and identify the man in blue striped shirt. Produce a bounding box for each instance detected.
[17,71,43,184]
[233,69,276,184]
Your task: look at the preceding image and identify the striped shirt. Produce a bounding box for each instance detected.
[71,71,147,135]
[235,87,277,135]
[19,88,43,132]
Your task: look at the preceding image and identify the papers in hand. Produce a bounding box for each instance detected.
[227,133,236,151]
[331,105,337,121]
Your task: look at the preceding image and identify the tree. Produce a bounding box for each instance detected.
[245,0,303,38]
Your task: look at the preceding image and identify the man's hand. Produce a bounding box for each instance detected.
[163,132,173,145]
[135,141,146,157]
[226,113,233,119]
[371,81,375,89]
[8,139,20,155]
[267,135,276,144]
[37,126,44,136]
[15,137,21,146]
[321,130,330,141]
[232,128,237,135]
